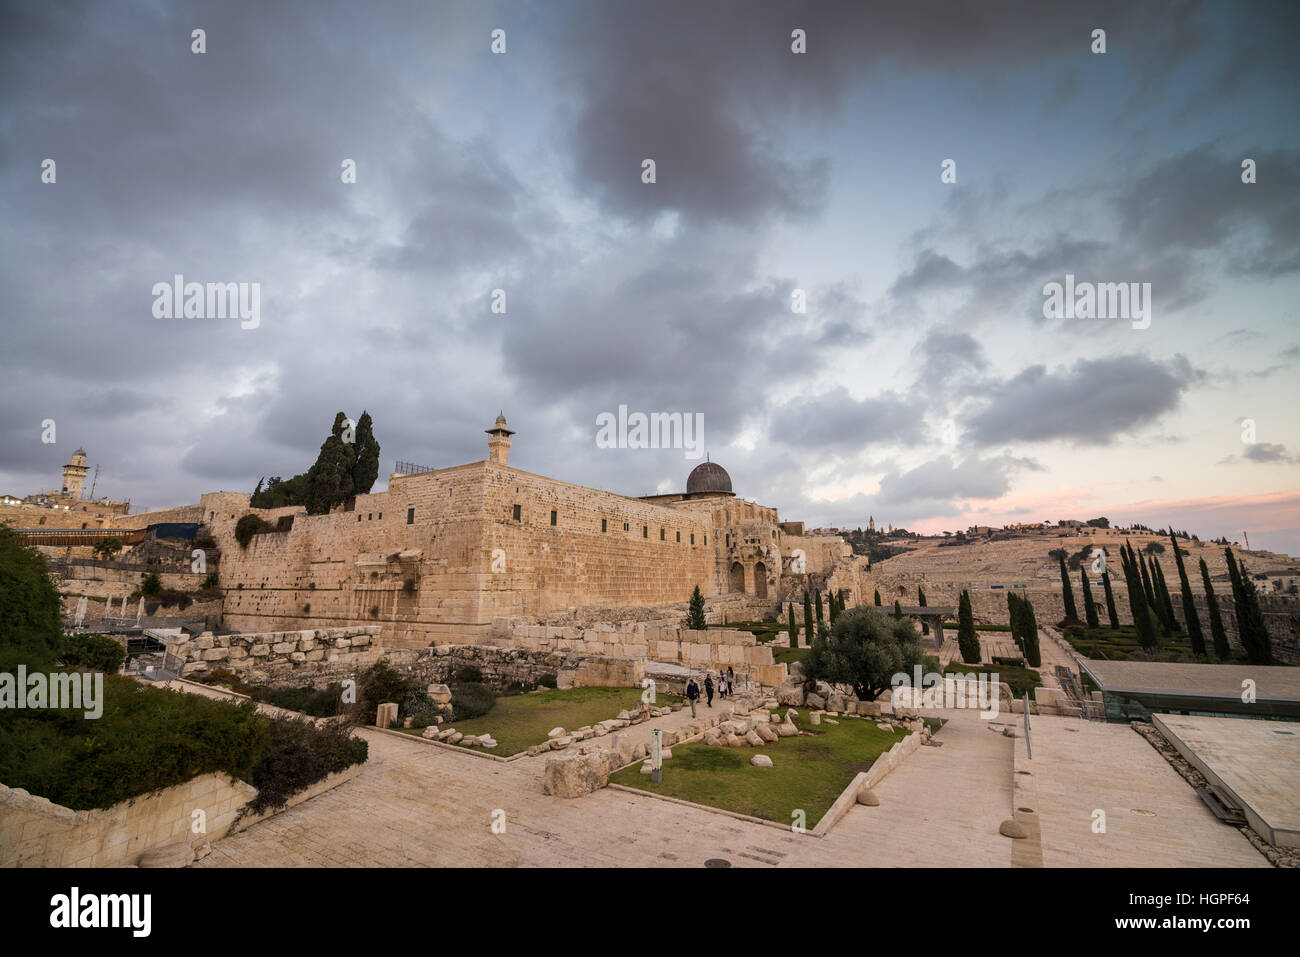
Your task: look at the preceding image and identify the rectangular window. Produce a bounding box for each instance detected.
[690,533,695,545]
[704,535,707,545]
[550,510,557,526]
[407,507,415,525]
[660,528,665,541]
[643,526,648,538]
[676,531,680,542]
[358,516,362,522]
[601,518,607,533]
[512,504,521,521]
[624,522,629,531]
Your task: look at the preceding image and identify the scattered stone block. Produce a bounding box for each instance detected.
[856,789,880,807]
[751,754,773,767]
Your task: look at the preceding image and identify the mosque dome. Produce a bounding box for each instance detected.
[686,461,733,496]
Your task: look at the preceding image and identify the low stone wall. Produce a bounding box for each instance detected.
[489,618,787,686]
[387,644,645,694]
[0,773,254,868]
[532,593,776,629]
[168,626,383,685]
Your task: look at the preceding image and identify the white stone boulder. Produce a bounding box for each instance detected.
[547,727,566,738]
[543,751,611,798]
[750,754,773,768]
[754,723,778,743]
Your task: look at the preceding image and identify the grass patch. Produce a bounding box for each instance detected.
[409,686,680,756]
[609,712,906,828]
[1061,624,1245,664]
[712,620,784,643]
[772,645,809,666]
[943,661,1042,697]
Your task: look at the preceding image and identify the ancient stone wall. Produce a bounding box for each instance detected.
[167,626,383,684]
[388,644,644,693]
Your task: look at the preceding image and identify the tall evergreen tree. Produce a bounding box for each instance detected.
[1138,550,1157,610]
[1121,540,1159,651]
[686,586,707,630]
[957,589,980,663]
[1021,594,1042,667]
[1226,550,1272,665]
[893,599,902,619]
[874,588,882,606]
[303,416,356,516]
[1102,571,1120,628]
[1059,555,1078,621]
[788,602,798,648]
[1200,557,1230,659]
[804,593,814,642]
[1150,558,1176,634]
[918,585,928,635]
[1170,533,1205,655]
[1080,566,1099,627]
[350,411,381,495]
[829,589,839,624]
[1157,559,1180,633]
[815,590,824,623]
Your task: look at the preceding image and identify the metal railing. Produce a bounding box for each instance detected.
[393,460,435,476]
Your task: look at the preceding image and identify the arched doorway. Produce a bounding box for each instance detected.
[729,561,745,593]
[753,561,768,598]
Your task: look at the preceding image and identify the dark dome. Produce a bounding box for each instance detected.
[687,461,733,495]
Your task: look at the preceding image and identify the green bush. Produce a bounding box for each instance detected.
[59,633,127,673]
[252,683,348,718]
[451,681,496,721]
[244,716,367,814]
[140,572,162,597]
[202,572,220,589]
[235,514,273,548]
[455,665,484,683]
[402,690,446,729]
[357,660,419,725]
[0,527,65,670]
[0,676,269,810]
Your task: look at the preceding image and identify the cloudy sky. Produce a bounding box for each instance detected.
[3,1,1299,554]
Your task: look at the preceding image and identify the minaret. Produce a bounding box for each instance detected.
[485,413,515,466]
[62,448,88,498]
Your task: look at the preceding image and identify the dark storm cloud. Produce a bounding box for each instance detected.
[964,355,1201,445]
[873,453,1042,509]
[1243,442,1295,464]
[767,387,926,453]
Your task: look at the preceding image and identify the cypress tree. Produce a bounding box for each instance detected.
[1059,555,1078,621]
[788,602,798,648]
[815,590,823,622]
[1102,571,1120,629]
[804,593,814,641]
[1226,551,1272,665]
[893,599,902,620]
[1080,566,1099,628]
[1121,540,1159,651]
[918,585,928,635]
[874,588,881,606]
[957,589,980,663]
[1007,592,1022,653]
[1156,558,1180,633]
[1021,594,1042,667]
[1138,550,1157,610]
[1170,534,1204,656]
[1200,557,1230,659]
[350,410,381,495]
[1149,558,1175,634]
[829,589,839,624]
[686,585,707,630]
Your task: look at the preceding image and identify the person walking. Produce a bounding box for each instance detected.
[685,677,700,718]
[704,674,714,708]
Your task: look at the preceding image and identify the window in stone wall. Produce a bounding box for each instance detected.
[676,531,681,542]
[623,522,629,531]
[378,513,382,520]
[602,519,607,533]
[513,504,521,521]
[358,515,362,522]
[550,510,557,526]
[704,535,707,545]
[660,528,665,541]
[407,507,415,525]
[643,526,648,538]
[690,533,695,545]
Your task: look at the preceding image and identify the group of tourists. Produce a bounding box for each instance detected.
[683,666,737,717]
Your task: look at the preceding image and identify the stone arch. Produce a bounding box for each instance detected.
[753,561,768,598]
[729,561,746,594]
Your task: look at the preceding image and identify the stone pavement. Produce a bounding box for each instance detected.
[194,699,1268,868]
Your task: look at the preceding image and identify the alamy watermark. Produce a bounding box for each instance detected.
[1042,274,1150,329]
[1,665,103,719]
[596,405,704,460]
[152,274,260,329]
[890,665,1000,718]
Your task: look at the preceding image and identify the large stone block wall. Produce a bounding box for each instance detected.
[107,502,206,528]
[168,626,383,684]
[0,773,255,868]
[388,644,645,693]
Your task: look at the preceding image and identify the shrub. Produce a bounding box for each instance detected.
[356,660,419,725]
[456,665,484,683]
[0,676,269,810]
[402,690,446,729]
[451,682,496,721]
[59,633,127,673]
[251,682,347,718]
[140,572,162,596]
[193,535,217,550]
[0,526,64,670]
[244,716,368,814]
[235,514,272,548]
[402,577,417,594]
[201,571,220,590]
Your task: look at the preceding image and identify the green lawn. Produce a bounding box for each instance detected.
[712,620,785,643]
[772,645,809,666]
[1061,624,1245,664]
[943,661,1041,697]
[609,712,907,827]
[405,686,680,756]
